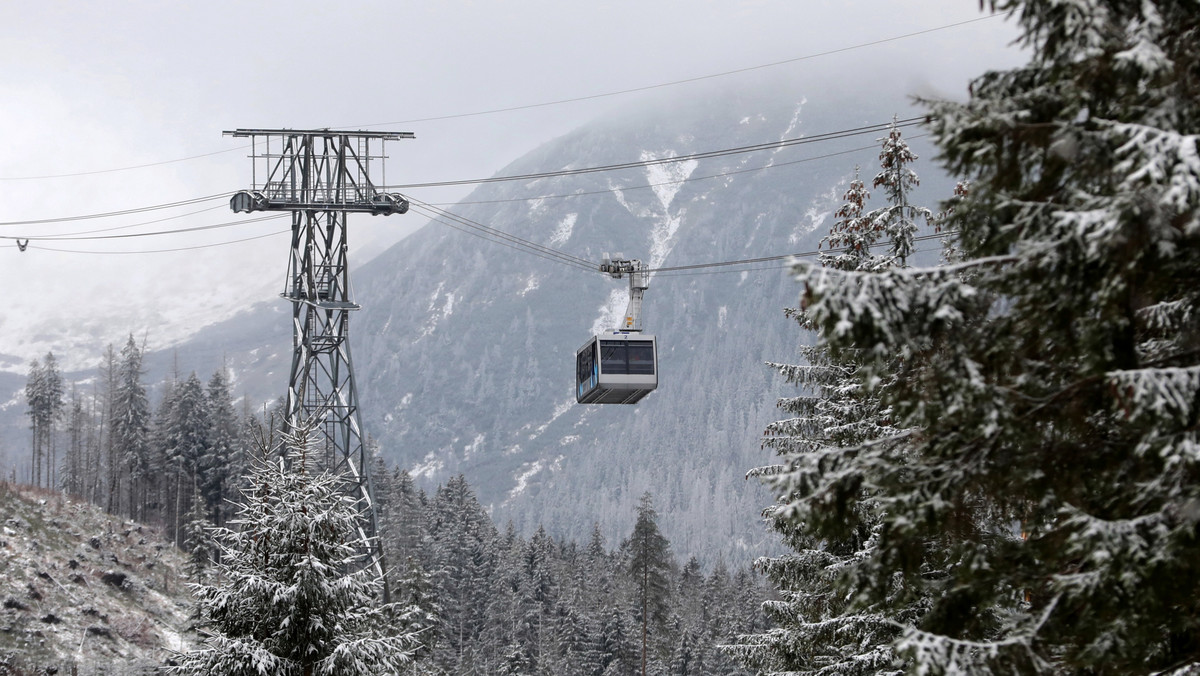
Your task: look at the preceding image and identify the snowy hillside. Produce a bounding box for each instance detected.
[0,481,194,674]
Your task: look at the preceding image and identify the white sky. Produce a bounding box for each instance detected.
[0,0,1023,370]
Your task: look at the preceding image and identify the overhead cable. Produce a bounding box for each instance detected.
[408,200,595,272]
[650,232,951,274]
[0,149,244,182]
[5,118,920,232]
[12,203,229,238]
[1,214,285,242]
[0,193,233,227]
[434,139,925,207]
[415,199,953,278]
[24,228,290,255]
[408,205,594,273]
[357,14,1001,127]
[386,118,922,190]
[652,243,948,277]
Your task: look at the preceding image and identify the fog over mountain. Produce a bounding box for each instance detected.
[1,77,958,565]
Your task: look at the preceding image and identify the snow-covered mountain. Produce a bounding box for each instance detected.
[1,80,955,565]
[349,83,953,563]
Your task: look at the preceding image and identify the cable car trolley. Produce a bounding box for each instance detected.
[576,256,658,404]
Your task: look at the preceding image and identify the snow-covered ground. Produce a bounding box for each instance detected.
[0,482,196,674]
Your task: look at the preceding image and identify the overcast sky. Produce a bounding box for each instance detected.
[0,0,1023,371]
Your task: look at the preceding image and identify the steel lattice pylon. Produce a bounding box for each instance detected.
[224,128,413,593]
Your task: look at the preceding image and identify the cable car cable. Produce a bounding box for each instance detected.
[355,14,1001,128]
[6,204,230,239]
[0,193,233,227]
[0,214,285,242]
[408,203,595,273]
[3,117,920,229]
[409,202,595,271]
[431,140,918,207]
[647,232,951,274]
[651,242,950,277]
[385,119,922,190]
[0,150,245,182]
[409,197,595,269]
[23,228,290,255]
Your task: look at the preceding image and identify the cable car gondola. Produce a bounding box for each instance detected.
[576,332,658,404]
[575,257,658,404]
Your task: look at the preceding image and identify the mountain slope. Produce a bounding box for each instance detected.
[351,82,954,563]
[0,481,194,674]
[0,80,955,567]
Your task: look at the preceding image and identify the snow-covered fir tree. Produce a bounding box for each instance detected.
[166,373,211,546]
[820,166,881,272]
[111,335,150,518]
[24,352,64,489]
[867,117,931,267]
[169,425,422,676]
[730,134,937,674]
[390,555,441,668]
[426,474,498,672]
[626,492,674,676]
[788,0,1200,672]
[202,367,240,527]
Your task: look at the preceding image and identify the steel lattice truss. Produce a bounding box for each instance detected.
[224,128,413,592]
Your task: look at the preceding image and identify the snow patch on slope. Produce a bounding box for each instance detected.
[508,460,545,499]
[508,455,567,500]
[530,398,574,440]
[777,100,805,148]
[419,282,457,337]
[642,151,698,270]
[649,210,686,272]
[591,289,628,336]
[642,151,698,212]
[794,182,845,244]
[549,213,577,246]
[464,433,485,459]
[520,274,540,296]
[411,452,444,479]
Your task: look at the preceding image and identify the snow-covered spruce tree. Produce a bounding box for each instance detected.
[183,487,216,585]
[627,492,674,676]
[25,357,46,488]
[820,166,884,272]
[111,334,150,518]
[790,1,1200,672]
[167,373,211,546]
[202,367,240,527]
[867,117,931,268]
[390,555,441,667]
[24,352,65,489]
[729,158,918,675]
[170,425,421,676]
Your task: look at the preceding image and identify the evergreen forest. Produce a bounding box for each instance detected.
[18,337,769,675]
[10,0,1200,673]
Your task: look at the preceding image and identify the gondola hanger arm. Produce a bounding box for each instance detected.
[599,253,648,333]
